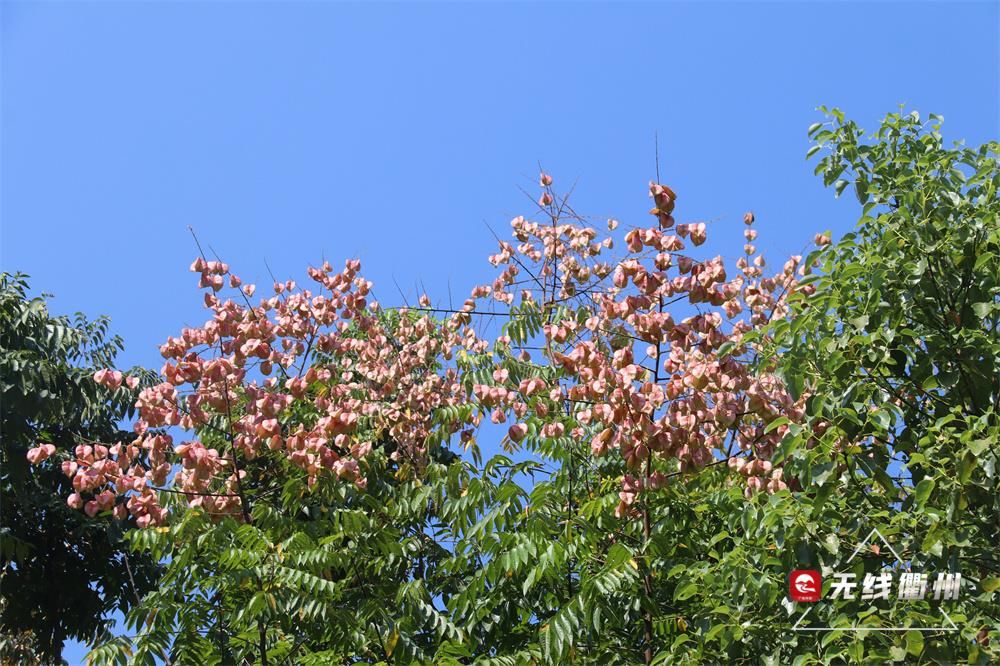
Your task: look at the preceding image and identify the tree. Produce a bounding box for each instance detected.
[766,109,999,663]
[72,176,810,664]
[437,175,816,664]
[0,273,159,664]
[34,110,999,665]
[76,260,486,664]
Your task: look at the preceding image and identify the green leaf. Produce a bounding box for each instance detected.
[674,583,698,601]
[914,478,935,506]
[709,531,730,548]
[969,439,990,457]
[854,178,868,203]
[981,577,1000,593]
[786,372,805,401]
[716,340,736,357]
[972,302,993,318]
[848,314,869,330]
[764,417,790,434]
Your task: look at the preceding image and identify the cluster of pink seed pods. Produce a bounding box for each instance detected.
[32,175,829,526]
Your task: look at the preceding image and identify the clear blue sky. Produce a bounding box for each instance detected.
[2,2,997,663]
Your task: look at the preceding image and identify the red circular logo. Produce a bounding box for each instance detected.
[790,570,822,602]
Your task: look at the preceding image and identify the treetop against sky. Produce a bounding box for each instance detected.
[3,0,997,377]
[1,2,998,664]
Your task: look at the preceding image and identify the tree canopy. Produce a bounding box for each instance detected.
[11,110,999,665]
[0,273,160,664]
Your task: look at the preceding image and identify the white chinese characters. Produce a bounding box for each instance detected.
[861,572,893,600]
[827,571,961,601]
[897,572,928,600]
[932,573,962,600]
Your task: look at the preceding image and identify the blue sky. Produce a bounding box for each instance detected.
[2,1,997,663]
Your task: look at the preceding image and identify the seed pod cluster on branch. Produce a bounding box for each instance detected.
[36,257,485,525]
[30,176,830,526]
[467,175,822,516]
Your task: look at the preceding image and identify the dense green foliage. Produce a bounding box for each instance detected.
[0,274,159,664]
[764,109,999,663]
[98,445,473,665]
